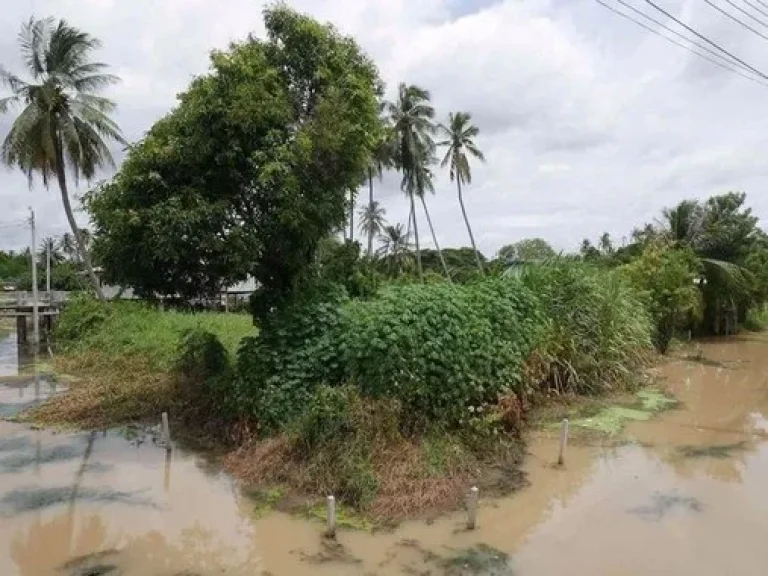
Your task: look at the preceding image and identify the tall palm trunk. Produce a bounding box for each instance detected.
[419,195,452,282]
[409,192,423,281]
[349,188,354,243]
[457,178,483,273]
[367,169,374,258]
[54,141,105,301]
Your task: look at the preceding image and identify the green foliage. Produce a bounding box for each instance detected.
[236,283,348,432]
[498,238,556,262]
[340,279,543,428]
[520,262,653,394]
[314,238,379,299]
[420,247,486,283]
[292,385,396,507]
[0,250,27,284]
[86,5,382,312]
[54,294,111,343]
[622,243,703,353]
[55,298,253,371]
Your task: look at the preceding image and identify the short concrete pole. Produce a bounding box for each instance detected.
[161,412,171,448]
[326,495,336,538]
[467,486,479,530]
[557,418,569,465]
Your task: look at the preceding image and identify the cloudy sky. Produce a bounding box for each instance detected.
[0,0,766,257]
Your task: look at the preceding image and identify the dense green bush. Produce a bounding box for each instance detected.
[234,279,543,432]
[519,262,653,394]
[235,284,348,432]
[622,243,703,353]
[54,294,111,344]
[340,280,544,428]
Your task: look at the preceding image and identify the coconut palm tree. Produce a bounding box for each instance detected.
[0,17,125,301]
[39,236,63,263]
[358,200,387,258]
[660,200,704,246]
[364,126,395,258]
[377,223,412,276]
[58,232,77,261]
[437,111,485,272]
[412,144,451,281]
[387,83,436,281]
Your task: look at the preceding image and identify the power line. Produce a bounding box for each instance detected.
[718,0,768,28]
[746,0,768,18]
[616,0,761,73]
[642,0,768,79]
[704,0,768,42]
[594,0,768,87]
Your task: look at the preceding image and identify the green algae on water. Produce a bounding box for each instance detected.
[306,501,374,532]
[571,388,677,435]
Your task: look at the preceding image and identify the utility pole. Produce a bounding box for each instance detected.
[29,207,39,347]
[46,238,51,296]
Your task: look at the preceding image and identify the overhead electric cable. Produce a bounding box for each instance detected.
[594,0,768,87]
[642,0,768,79]
[703,0,768,42]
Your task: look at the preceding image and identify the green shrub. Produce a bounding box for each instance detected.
[235,283,348,432]
[339,279,544,429]
[291,385,395,506]
[622,242,703,353]
[54,294,111,344]
[520,262,653,394]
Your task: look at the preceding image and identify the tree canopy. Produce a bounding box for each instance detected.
[87,5,382,317]
[498,238,556,262]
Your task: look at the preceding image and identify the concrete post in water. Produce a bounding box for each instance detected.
[164,447,172,493]
[326,495,336,538]
[467,486,479,530]
[161,412,171,448]
[557,418,569,466]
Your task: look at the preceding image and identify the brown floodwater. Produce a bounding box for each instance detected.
[1,330,767,575]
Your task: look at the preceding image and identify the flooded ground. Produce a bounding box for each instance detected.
[1,330,767,575]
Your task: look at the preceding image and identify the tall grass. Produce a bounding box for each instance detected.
[518,262,653,395]
[55,297,254,370]
[30,297,254,429]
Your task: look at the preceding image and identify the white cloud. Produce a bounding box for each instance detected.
[0,0,767,257]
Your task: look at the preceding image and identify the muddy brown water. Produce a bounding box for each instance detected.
[1,332,768,575]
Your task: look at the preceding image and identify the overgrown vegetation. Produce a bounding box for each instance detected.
[30,297,252,428]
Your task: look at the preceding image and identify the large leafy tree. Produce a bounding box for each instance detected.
[387,83,435,281]
[437,111,485,272]
[87,6,381,318]
[0,17,125,301]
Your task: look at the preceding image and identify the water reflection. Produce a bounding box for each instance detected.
[0,331,767,574]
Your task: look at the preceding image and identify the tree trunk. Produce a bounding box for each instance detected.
[367,169,374,259]
[54,142,105,301]
[420,195,452,282]
[409,193,423,281]
[457,178,483,273]
[349,188,354,243]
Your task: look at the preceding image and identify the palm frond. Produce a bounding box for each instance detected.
[18,17,51,79]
